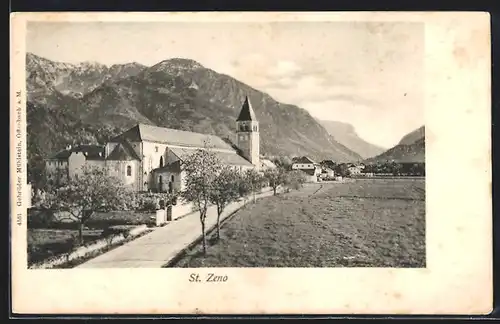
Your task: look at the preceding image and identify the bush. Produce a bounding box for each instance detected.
[284,170,306,191]
[27,208,57,228]
[134,193,160,211]
[101,225,133,239]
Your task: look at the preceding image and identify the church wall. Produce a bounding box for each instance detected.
[106,160,140,190]
[153,170,181,194]
[141,141,168,191]
[68,152,87,180]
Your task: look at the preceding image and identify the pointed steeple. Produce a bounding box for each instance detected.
[236,96,257,121]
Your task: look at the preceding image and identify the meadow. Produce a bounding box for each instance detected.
[171,178,426,268]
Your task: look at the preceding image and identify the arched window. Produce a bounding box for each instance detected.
[159,156,164,168]
[127,165,132,177]
[158,175,163,192]
[168,182,173,193]
[239,124,244,131]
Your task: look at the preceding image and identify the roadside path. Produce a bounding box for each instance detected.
[76,189,276,268]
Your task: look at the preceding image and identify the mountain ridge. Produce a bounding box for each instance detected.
[365,126,425,163]
[26,52,363,174]
[317,119,386,159]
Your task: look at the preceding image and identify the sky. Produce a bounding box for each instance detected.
[27,21,424,148]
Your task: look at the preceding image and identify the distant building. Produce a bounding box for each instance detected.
[320,167,335,179]
[292,156,322,182]
[45,144,105,186]
[348,165,363,175]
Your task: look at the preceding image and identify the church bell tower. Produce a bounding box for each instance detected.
[236,96,260,169]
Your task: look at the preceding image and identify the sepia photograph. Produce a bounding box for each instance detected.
[10,12,491,315]
[25,19,425,270]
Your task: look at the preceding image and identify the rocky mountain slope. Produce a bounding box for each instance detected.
[365,126,425,163]
[26,53,362,171]
[317,119,386,159]
[398,126,425,146]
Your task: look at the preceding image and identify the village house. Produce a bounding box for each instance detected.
[44,96,261,195]
[319,167,335,179]
[291,156,322,182]
[347,164,363,176]
[45,144,106,186]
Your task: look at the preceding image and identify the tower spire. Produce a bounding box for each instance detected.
[235,95,260,170]
[236,96,257,121]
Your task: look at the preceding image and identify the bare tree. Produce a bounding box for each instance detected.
[264,168,286,196]
[236,172,252,203]
[180,141,220,255]
[245,169,264,203]
[209,166,240,240]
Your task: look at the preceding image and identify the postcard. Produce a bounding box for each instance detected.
[10,11,492,315]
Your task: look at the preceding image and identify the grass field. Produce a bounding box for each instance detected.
[172,178,425,268]
[27,210,155,265]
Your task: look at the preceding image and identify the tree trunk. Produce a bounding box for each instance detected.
[201,215,207,255]
[78,222,84,245]
[216,205,222,240]
[273,186,277,195]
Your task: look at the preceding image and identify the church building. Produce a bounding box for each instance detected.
[45,96,261,194]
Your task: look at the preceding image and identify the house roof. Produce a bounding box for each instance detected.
[106,140,141,161]
[169,147,253,167]
[293,156,316,164]
[47,145,105,161]
[236,96,258,122]
[152,160,181,173]
[110,124,233,150]
[321,159,336,164]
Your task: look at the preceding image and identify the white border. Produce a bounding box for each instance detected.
[10,12,492,315]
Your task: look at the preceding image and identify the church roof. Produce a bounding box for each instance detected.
[106,140,141,161]
[152,160,181,173]
[236,96,257,121]
[168,147,253,167]
[110,124,234,150]
[47,145,105,161]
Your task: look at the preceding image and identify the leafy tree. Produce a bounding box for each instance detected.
[391,162,402,176]
[27,155,46,190]
[272,156,293,170]
[35,165,133,245]
[236,172,252,202]
[320,160,336,170]
[334,163,350,177]
[209,166,240,240]
[245,169,265,203]
[264,168,286,195]
[283,170,306,191]
[180,142,220,255]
